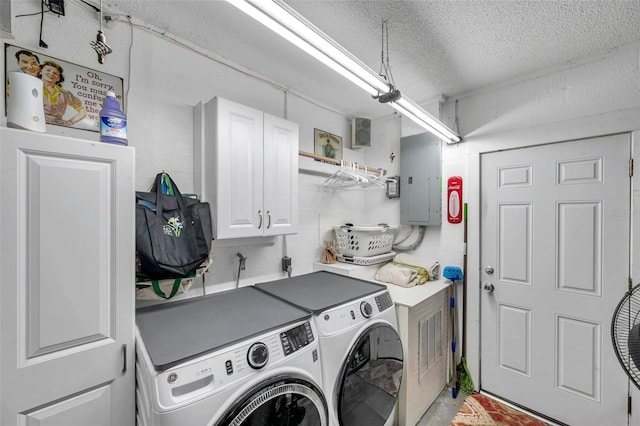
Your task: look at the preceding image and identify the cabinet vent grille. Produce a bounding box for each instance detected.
[419,308,443,377]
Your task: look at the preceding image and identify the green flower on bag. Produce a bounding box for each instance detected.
[163,216,184,237]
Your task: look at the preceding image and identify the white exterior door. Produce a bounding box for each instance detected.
[263,113,298,236]
[480,134,630,425]
[0,128,135,425]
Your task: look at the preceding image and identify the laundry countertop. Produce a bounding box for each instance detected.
[312,261,449,308]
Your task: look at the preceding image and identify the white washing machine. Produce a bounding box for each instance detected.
[136,286,328,426]
[256,271,403,426]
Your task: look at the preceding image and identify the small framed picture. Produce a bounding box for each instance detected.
[314,128,342,161]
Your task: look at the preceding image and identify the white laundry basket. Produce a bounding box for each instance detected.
[333,224,396,257]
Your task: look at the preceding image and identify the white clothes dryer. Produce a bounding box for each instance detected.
[136,286,328,426]
[256,271,403,426]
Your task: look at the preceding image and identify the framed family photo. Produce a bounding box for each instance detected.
[4,43,124,131]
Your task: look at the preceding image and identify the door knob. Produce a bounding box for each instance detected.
[485,266,494,275]
[483,283,495,293]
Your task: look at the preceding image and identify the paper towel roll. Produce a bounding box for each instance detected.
[7,72,46,132]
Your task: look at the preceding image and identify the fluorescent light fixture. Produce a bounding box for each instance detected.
[392,97,461,143]
[227,0,387,96]
[227,0,461,143]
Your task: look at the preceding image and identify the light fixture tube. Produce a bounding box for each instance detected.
[227,0,461,143]
[237,0,391,93]
[227,0,383,96]
[390,101,458,143]
[392,97,461,143]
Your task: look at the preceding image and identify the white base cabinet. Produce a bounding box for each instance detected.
[194,97,298,239]
[0,127,135,425]
[393,286,449,426]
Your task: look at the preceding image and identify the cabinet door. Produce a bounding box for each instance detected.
[263,113,298,236]
[215,98,264,238]
[0,128,135,425]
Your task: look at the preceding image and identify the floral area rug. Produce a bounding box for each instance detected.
[451,393,549,426]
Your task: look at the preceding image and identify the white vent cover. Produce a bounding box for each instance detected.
[419,308,443,377]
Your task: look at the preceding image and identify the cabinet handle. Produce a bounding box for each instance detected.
[258,210,263,229]
[267,211,271,229]
[122,343,127,374]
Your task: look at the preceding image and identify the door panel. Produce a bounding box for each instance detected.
[25,154,112,358]
[557,202,601,294]
[20,385,112,425]
[1,128,134,425]
[215,98,264,238]
[480,134,630,425]
[263,113,298,236]
[556,316,600,400]
[498,203,531,284]
[498,304,531,376]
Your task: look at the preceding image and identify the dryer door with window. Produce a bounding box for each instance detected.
[218,376,328,426]
[337,323,403,426]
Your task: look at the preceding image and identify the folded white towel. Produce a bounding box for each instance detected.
[393,253,440,279]
[375,263,421,288]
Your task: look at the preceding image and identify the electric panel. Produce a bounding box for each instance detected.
[400,133,441,226]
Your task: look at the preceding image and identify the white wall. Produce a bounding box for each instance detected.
[1,3,468,304]
[1,1,395,299]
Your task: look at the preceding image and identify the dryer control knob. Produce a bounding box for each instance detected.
[360,301,373,318]
[247,342,269,369]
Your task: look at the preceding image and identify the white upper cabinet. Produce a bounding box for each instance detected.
[194,97,298,239]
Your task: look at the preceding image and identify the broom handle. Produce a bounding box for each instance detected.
[451,284,458,398]
[462,203,468,358]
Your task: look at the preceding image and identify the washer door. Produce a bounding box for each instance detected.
[218,376,328,426]
[337,323,404,426]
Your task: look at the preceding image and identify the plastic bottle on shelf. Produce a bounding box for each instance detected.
[99,91,127,145]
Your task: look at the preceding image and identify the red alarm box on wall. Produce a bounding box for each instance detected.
[447,176,463,224]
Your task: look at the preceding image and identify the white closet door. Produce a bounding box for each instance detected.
[0,128,135,426]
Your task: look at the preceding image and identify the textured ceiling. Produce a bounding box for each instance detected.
[107,0,640,119]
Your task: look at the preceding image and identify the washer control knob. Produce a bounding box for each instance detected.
[360,301,373,318]
[247,342,269,369]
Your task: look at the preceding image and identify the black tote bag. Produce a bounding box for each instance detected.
[136,172,213,279]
